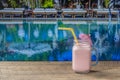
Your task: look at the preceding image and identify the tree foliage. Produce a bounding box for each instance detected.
[41,0,54,8]
[5,0,53,8]
[8,0,18,8]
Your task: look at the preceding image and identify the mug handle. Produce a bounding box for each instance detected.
[91,47,99,66]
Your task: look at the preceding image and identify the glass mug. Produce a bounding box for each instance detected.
[72,40,98,73]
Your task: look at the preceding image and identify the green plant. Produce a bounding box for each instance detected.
[8,0,17,8]
[41,0,54,8]
[104,0,109,8]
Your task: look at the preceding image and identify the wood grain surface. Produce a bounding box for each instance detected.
[0,61,119,80]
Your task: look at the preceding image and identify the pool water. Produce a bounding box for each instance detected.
[0,20,120,61]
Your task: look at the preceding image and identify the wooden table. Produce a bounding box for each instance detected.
[0,61,119,80]
[62,9,87,18]
[72,9,87,18]
[45,9,57,18]
[33,11,46,18]
[0,10,23,18]
[95,9,118,18]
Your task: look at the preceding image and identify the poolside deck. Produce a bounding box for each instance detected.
[0,8,119,18]
[0,61,119,80]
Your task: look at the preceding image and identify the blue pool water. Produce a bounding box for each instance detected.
[0,19,120,61]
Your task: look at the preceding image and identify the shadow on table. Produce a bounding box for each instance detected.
[87,61,120,80]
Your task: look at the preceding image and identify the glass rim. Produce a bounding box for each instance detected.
[73,40,91,46]
[73,39,90,42]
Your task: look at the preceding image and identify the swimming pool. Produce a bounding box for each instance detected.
[0,19,120,61]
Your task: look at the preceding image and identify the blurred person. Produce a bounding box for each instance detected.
[68,1,74,8]
[81,0,89,9]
